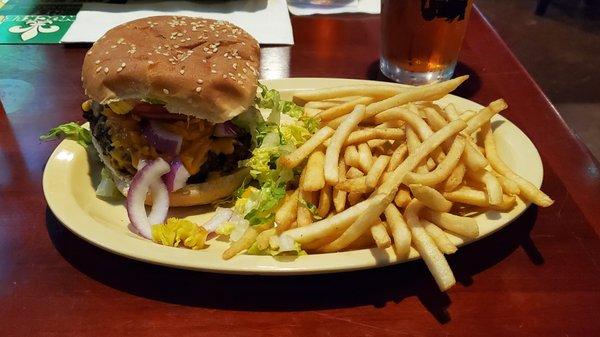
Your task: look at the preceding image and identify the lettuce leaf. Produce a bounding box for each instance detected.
[39,122,92,147]
[299,197,323,220]
[246,240,306,256]
[235,83,319,228]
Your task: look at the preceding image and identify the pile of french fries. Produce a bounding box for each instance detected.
[271,75,553,291]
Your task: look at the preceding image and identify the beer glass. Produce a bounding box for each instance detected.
[380,0,474,84]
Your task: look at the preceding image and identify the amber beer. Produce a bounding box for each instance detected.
[380,0,474,84]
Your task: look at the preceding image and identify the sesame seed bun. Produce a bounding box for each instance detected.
[82,16,260,124]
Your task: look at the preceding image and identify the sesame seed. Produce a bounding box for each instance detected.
[95,60,100,64]
[180,69,185,75]
[233,63,237,69]
[148,60,154,64]
[121,62,126,67]
[195,87,202,92]
[117,38,124,44]
[117,67,123,72]
[111,45,117,49]
[197,79,204,84]
[163,89,170,95]
[87,51,93,55]
[95,66,102,73]
[211,70,217,74]
[104,67,109,74]
[223,74,227,79]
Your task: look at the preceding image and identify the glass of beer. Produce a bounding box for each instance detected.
[380,0,474,84]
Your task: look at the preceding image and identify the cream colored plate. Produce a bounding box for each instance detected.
[43,78,543,275]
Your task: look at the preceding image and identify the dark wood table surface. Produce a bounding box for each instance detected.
[1,7,600,337]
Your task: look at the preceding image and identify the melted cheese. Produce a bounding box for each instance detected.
[102,107,229,175]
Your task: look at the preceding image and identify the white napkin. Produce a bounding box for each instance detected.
[287,0,380,16]
[61,0,294,45]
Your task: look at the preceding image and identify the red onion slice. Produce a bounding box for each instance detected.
[163,159,190,192]
[126,158,171,239]
[142,120,183,155]
[213,121,240,137]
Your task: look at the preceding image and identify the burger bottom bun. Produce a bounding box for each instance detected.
[92,137,249,207]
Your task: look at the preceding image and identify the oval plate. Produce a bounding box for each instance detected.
[43,78,543,275]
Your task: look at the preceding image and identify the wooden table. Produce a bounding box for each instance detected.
[1,8,600,337]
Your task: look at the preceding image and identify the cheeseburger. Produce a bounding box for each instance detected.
[81,16,259,207]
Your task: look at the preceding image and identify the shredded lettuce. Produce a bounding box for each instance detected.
[299,197,323,220]
[95,167,122,198]
[40,122,92,147]
[280,123,312,147]
[230,83,319,253]
[246,240,306,256]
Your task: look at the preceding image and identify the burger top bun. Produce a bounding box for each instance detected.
[82,16,260,124]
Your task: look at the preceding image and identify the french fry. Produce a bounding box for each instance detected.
[344,128,405,145]
[346,166,364,179]
[269,235,279,250]
[317,96,374,122]
[492,171,520,195]
[366,155,390,188]
[375,108,446,164]
[463,99,508,135]
[466,168,503,205]
[421,208,479,238]
[387,143,408,172]
[482,123,553,207]
[320,120,468,253]
[304,101,339,110]
[293,85,404,103]
[364,75,468,120]
[303,107,322,117]
[442,162,467,192]
[317,186,333,218]
[222,227,258,260]
[384,204,411,258]
[275,190,299,234]
[297,190,317,227]
[462,137,488,171]
[404,200,456,291]
[336,176,370,193]
[318,193,392,252]
[406,127,430,174]
[282,197,374,244]
[301,150,326,191]
[404,135,466,186]
[280,126,334,169]
[357,143,374,173]
[423,106,448,132]
[371,222,392,249]
[459,110,476,122]
[324,105,366,185]
[409,184,453,212]
[347,192,364,206]
[343,145,360,168]
[333,159,348,213]
[441,103,460,121]
[378,119,468,197]
[421,219,457,254]
[394,186,412,208]
[443,187,516,211]
[256,228,277,250]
